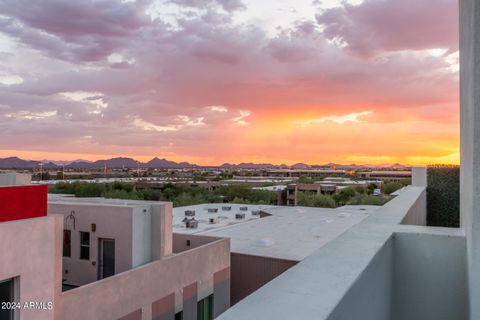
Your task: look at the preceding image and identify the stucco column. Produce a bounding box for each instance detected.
[460,0,480,318]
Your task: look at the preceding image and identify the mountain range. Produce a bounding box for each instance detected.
[0,156,409,170]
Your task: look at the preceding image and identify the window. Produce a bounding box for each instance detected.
[0,278,14,320]
[63,230,71,257]
[175,311,183,320]
[197,295,213,320]
[79,231,90,260]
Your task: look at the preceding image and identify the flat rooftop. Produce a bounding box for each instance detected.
[173,204,374,261]
[173,203,270,234]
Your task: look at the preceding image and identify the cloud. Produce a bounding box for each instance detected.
[316,0,458,57]
[0,0,152,62]
[298,111,373,126]
[0,0,460,164]
[232,110,251,126]
[207,105,229,112]
[169,0,246,12]
[0,74,23,85]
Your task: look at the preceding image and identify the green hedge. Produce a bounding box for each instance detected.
[427,166,460,227]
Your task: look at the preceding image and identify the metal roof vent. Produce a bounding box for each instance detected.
[235,213,246,220]
[255,238,275,247]
[207,208,218,213]
[209,217,219,224]
[239,206,248,211]
[185,218,198,229]
[251,210,261,216]
[337,212,351,218]
[222,206,232,211]
[185,210,196,217]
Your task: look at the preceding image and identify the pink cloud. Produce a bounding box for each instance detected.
[316,0,458,57]
[0,0,460,164]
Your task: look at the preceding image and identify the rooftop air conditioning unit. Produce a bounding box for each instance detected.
[207,208,218,213]
[239,206,248,211]
[222,206,232,211]
[185,210,196,217]
[252,210,260,216]
[209,217,219,224]
[235,213,246,220]
[185,218,198,229]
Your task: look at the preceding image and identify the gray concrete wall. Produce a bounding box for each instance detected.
[0,215,63,320]
[400,188,427,226]
[327,238,393,320]
[460,0,480,318]
[58,237,230,320]
[182,282,197,320]
[214,267,230,318]
[392,230,467,320]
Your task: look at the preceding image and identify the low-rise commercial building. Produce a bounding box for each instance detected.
[358,170,411,182]
[265,169,347,177]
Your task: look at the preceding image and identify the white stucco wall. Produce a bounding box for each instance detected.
[131,206,152,267]
[49,203,135,287]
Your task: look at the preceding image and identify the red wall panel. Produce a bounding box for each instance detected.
[0,185,48,222]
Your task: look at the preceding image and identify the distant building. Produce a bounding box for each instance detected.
[283,178,383,206]
[358,170,411,182]
[265,169,347,178]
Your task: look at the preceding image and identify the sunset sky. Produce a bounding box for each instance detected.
[0,0,459,165]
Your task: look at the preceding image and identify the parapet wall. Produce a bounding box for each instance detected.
[218,185,466,320]
[58,236,230,320]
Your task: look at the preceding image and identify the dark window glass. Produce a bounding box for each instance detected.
[79,232,90,260]
[0,278,14,320]
[175,311,183,320]
[63,230,71,257]
[80,231,90,245]
[197,295,213,320]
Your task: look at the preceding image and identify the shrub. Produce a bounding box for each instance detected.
[354,186,365,194]
[333,187,356,205]
[297,192,336,208]
[102,189,144,200]
[383,182,403,195]
[427,166,459,227]
[347,194,391,206]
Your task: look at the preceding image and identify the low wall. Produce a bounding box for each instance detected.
[327,238,394,320]
[392,230,467,320]
[172,233,222,253]
[400,187,427,226]
[59,237,230,320]
[230,253,297,305]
